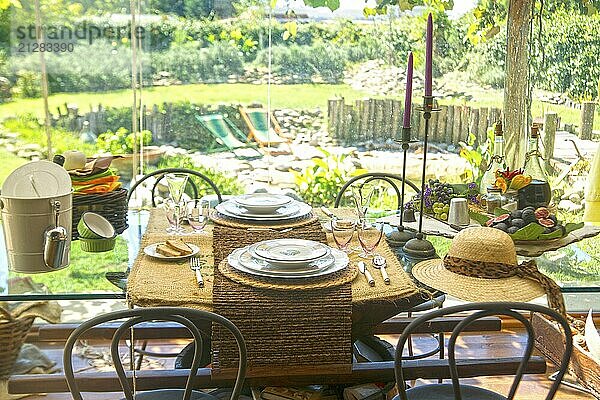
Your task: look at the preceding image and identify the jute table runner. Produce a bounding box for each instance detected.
[127,209,420,372]
[128,209,418,307]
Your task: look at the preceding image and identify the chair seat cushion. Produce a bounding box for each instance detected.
[129,389,219,400]
[394,383,506,400]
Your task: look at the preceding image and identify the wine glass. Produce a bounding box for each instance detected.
[352,183,375,218]
[163,199,181,233]
[331,217,356,253]
[187,200,210,233]
[357,217,384,258]
[165,173,189,234]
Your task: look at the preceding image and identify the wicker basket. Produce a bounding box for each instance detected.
[72,188,129,240]
[532,313,600,398]
[0,307,34,377]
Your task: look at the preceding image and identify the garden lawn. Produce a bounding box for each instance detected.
[0,83,372,121]
[0,149,27,185]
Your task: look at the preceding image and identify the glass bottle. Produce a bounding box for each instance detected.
[480,122,507,194]
[519,124,551,208]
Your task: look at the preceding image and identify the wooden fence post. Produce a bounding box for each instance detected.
[470,108,479,143]
[580,101,595,140]
[446,105,454,144]
[478,107,489,145]
[437,105,447,143]
[452,106,462,145]
[542,111,558,171]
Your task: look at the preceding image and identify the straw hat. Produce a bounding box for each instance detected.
[412,227,565,314]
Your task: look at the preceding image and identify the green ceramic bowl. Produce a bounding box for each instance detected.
[79,236,116,252]
[77,212,115,239]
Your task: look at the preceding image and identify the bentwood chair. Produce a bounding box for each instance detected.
[63,307,247,400]
[334,172,446,361]
[393,302,573,400]
[127,167,223,207]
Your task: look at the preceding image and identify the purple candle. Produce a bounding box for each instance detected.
[402,52,413,131]
[425,13,433,97]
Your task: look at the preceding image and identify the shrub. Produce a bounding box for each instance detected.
[292,148,366,207]
[255,43,348,83]
[465,28,506,89]
[14,70,42,98]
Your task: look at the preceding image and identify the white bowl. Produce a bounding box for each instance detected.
[234,194,292,214]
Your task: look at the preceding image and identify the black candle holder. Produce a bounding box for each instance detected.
[402,95,440,262]
[386,126,417,248]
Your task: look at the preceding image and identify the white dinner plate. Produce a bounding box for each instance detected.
[238,247,335,274]
[228,247,348,279]
[216,200,312,222]
[249,239,329,263]
[234,193,292,213]
[221,200,300,219]
[143,242,200,260]
[2,160,72,198]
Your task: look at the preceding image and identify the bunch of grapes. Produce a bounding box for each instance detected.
[406,179,455,221]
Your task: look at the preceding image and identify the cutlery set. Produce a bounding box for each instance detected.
[357,256,390,286]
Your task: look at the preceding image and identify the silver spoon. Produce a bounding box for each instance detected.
[372,255,390,285]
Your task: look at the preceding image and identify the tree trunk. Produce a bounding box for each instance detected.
[503,0,532,170]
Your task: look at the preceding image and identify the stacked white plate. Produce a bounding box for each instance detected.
[215,193,311,222]
[228,239,349,279]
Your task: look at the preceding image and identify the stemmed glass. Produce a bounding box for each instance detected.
[357,217,384,258]
[331,217,356,253]
[164,199,181,233]
[352,183,375,219]
[186,200,210,233]
[165,173,189,234]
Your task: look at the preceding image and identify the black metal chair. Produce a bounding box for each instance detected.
[393,302,573,400]
[334,172,445,362]
[63,307,247,400]
[127,168,223,207]
[334,172,420,210]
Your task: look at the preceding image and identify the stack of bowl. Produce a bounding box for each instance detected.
[77,212,117,252]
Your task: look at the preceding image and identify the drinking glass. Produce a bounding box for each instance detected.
[165,173,189,234]
[331,217,356,253]
[357,217,384,258]
[163,199,181,233]
[352,183,375,218]
[165,173,189,204]
[187,200,210,233]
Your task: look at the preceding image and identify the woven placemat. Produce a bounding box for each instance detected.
[212,257,353,371]
[210,210,318,229]
[218,258,358,290]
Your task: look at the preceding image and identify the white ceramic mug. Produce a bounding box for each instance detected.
[448,198,470,226]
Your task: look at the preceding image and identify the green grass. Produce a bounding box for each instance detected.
[0,83,372,121]
[9,237,129,293]
[0,149,27,185]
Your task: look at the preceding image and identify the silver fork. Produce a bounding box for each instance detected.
[189,257,204,288]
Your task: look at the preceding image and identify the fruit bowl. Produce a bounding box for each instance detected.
[471,206,584,243]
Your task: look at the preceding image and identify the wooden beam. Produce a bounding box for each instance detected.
[8,357,547,394]
[503,0,532,169]
[35,317,502,342]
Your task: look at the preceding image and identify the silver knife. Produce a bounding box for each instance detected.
[357,261,375,287]
[321,206,335,218]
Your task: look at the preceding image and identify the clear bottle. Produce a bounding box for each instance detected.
[519,124,551,208]
[480,122,507,194]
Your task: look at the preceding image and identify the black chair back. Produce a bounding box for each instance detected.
[394,302,573,400]
[127,168,223,207]
[334,172,420,210]
[63,307,247,400]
